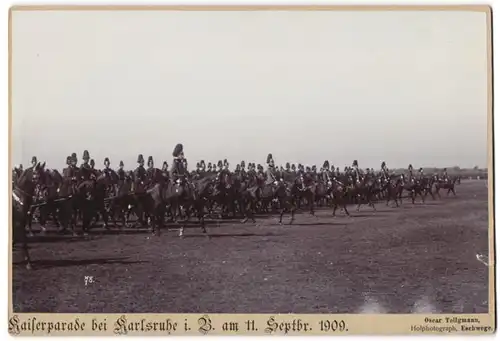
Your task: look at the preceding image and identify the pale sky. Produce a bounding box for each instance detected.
[11,9,489,170]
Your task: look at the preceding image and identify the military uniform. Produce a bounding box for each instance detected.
[80,150,92,181]
[170,143,187,182]
[442,168,448,182]
[31,156,38,169]
[321,161,331,183]
[352,160,361,182]
[117,161,126,181]
[264,154,277,185]
[134,154,147,184]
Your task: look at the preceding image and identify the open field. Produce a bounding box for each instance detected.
[12,181,489,314]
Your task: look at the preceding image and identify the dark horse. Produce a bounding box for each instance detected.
[12,162,47,270]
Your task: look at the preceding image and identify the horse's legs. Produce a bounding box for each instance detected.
[38,205,49,234]
[99,202,110,229]
[289,205,296,225]
[435,187,441,199]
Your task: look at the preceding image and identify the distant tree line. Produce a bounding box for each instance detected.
[390,166,488,180]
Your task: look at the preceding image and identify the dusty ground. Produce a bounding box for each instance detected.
[12,180,490,313]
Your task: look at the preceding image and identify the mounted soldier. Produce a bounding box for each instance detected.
[161,161,169,180]
[80,150,93,181]
[170,143,187,183]
[257,164,264,177]
[146,156,158,185]
[200,160,206,173]
[216,160,223,173]
[31,156,38,169]
[134,154,147,189]
[381,161,389,179]
[442,168,449,182]
[239,161,246,177]
[321,160,331,184]
[408,164,415,182]
[265,153,277,185]
[417,167,425,182]
[81,150,91,168]
[352,160,362,183]
[117,160,126,182]
[62,155,79,186]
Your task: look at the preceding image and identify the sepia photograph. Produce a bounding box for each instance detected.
[9,5,493,324]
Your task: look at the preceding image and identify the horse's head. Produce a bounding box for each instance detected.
[32,161,46,184]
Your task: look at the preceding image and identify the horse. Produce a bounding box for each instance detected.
[434,176,458,198]
[12,162,47,270]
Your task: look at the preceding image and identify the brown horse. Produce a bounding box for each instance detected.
[12,162,47,270]
[434,176,458,197]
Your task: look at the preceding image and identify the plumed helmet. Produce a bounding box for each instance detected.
[172,143,183,157]
[148,156,154,164]
[104,157,110,164]
[217,160,223,168]
[32,156,37,164]
[352,159,358,167]
[381,161,386,169]
[267,153,273,164]
[286,162,290,168]
[90,159,95,166]
[137,154,144,163]
[83,150,90,160]
[119,160,124,167]
[323,160,329,169]
[241,160,245,167]
[408,164,413,171]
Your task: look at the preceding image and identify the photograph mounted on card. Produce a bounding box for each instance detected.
[8,4,494,335]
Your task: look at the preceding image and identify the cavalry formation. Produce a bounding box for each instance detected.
[12,144,460,270]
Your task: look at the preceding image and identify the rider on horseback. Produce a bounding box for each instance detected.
[381,161,389,179]
[265,154,277,185]
[442,168,449,182]
[408,164,415,182]
[352,160,362,182]
[117,160,125,181]
[146,156,158,184]
[322,160,331,184]
[80,150,92,180]
[171,143,187,184]
[134,154,147,184]
[103,157,112,175]
[31,156,37,169]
